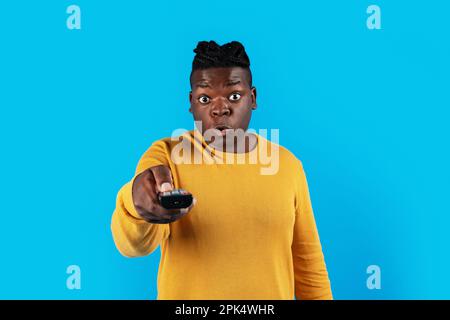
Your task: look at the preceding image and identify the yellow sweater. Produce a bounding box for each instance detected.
[111,130,333,300]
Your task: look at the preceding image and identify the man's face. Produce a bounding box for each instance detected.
[189,67,257,137]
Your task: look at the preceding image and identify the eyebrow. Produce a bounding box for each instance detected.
[225,80,241,87]
[195,80,242,88]
[196,82,211,88]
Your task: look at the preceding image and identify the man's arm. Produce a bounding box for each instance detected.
[291,160,333,300]
[111,177,170,257]
[111,140,194,257]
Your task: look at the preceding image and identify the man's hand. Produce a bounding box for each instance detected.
[132,165,196,224]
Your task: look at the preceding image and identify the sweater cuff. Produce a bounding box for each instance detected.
[122,177,144,220]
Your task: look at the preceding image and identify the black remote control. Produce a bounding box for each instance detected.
[158,189,193,209]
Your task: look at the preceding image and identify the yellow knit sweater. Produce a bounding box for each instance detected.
[111,129,332,300]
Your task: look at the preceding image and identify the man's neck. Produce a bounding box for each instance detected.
[207,132,258,154]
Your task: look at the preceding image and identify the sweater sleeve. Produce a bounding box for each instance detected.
[292,160,333,300]
[111,140,171,258]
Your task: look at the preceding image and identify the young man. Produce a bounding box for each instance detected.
[111,40,333,300]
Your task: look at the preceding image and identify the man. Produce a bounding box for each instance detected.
[111,40,333,300]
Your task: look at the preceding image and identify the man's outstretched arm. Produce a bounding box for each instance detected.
[111,177,170,257]
[111,140,195,258]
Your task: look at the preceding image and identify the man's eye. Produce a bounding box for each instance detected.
[198,96,210,104]
[229,93,241,101]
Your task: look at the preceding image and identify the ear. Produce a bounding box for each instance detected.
[189,91,193,113]
[250,86,257,110]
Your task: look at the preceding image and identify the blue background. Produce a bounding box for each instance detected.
[0,1,449,299]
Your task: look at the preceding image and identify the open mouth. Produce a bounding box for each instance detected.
[213,124,234,136]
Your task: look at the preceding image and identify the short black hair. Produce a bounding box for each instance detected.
[191,40,252,86]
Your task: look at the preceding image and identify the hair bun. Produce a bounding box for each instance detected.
[192,40,250,70]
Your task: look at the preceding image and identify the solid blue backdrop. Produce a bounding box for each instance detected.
[0,1,448,299]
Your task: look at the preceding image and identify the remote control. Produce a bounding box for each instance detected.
[158,189,193,209]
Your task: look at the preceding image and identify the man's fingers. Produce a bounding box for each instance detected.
[135,166,196,224]
[150,165,174,192]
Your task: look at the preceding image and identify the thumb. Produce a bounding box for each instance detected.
[160,182,173,192]
[150,165,174,192]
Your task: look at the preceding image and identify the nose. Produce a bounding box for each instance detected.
[211,98,231,117]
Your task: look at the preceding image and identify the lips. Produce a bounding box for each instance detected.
[213,124,234,136]
[214,124,232,131]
